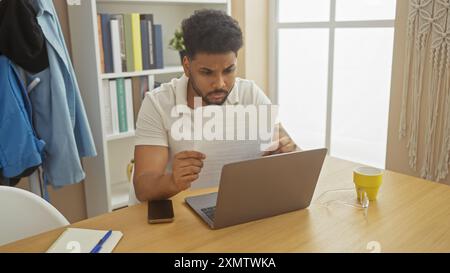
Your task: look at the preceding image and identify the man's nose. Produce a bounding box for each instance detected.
[212,74,226,90]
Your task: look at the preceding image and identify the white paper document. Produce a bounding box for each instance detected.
[191,139,265,189]
[169,103,279,188]
[188,105,277,188]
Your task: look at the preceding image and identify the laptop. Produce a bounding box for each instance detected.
[185,148,327,229]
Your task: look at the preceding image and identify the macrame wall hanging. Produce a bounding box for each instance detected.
[400,0,450,182]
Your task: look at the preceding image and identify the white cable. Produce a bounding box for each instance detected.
[313,188,370,219]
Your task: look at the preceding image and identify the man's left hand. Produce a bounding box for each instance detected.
[263,124,299,156]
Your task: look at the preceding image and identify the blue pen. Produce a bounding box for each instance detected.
[90,230,112,253]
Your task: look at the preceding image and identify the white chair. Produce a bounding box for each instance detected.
[0,186,69,246]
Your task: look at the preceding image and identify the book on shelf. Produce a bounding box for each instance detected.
[104,76,155,137]
[102,81,113,135]
[131,77,142,125]
[124,78,135,132]
[141,14,156,69]
[111,14,127,72]
[116,78,128,133]
[131,75,155,124]
[123,14,135,73]
[110,19,123,73]
[100,14,114,73]
[108,80,120,135]
[153,24,164,69]
[140,19,151,70]
[131,13,143,72]
[98,13,165,73]
[97,15,105,74]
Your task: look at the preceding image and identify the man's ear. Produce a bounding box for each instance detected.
[182,55,191,77]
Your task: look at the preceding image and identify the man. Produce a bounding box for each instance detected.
[134,9,297,202]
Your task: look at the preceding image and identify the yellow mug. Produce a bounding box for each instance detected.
[353,166,384,201]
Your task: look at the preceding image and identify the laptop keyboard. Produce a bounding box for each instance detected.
[201,206,216,221]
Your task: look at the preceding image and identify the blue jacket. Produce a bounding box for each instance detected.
[26,0,97,187]
[0,55,45,178]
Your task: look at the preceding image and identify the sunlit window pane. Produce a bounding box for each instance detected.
[336,0,396,21]
[278,0,330,23]
[331,28,394,168]
[278,29,329,150]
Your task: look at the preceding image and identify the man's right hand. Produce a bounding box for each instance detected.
[172,151,206,191]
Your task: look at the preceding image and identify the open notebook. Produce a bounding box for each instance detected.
[46,228,123,253]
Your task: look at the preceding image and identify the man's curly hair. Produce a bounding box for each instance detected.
[182,9,243,59]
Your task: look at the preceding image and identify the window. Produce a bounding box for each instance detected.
[271,0,396,168]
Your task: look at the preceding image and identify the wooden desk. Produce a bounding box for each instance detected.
[2,156,450,253]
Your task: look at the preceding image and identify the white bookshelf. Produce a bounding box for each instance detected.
[67,0,230,217]
[101,65,184,79]
[106,130,136,141]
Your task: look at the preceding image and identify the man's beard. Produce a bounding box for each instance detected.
[189,75,233,106]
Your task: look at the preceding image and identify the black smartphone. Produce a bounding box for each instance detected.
[148,199,174,224]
